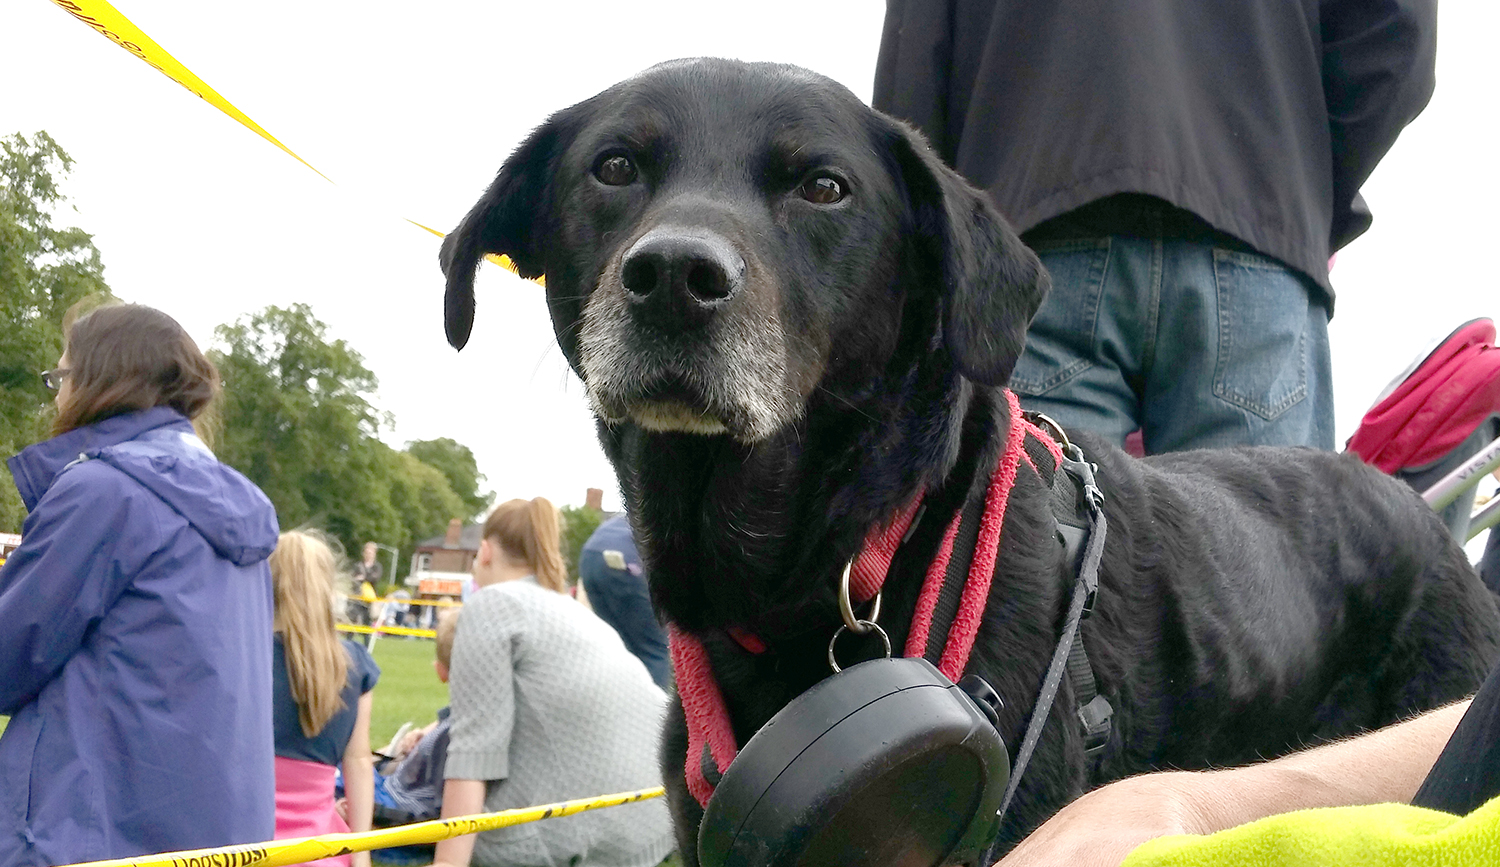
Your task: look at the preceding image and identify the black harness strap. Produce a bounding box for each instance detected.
[1026,420,1114,760]
[922,488,988,664]
[1052,449,1114,759]
[1024,433,1059,488]
[980,423,1113,866]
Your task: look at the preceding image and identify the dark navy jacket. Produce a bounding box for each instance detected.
[0,408,279,867]
[579,515,670,688]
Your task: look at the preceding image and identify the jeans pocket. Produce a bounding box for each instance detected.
[1010,238,1110,395]
[1211,249,1310,420]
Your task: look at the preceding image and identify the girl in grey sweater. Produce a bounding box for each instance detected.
[433,498,674,867]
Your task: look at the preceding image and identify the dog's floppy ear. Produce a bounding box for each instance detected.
[885,118,1049,386]
[440,118,568,350]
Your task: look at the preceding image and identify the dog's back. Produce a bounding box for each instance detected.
[1080,438,1500,774]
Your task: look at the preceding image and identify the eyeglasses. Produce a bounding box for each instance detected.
[41,368,72,392]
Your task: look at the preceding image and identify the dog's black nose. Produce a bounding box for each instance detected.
[620,228,746,311]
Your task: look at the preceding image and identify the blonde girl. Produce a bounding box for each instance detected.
[471,496,571,593]
[270,530,379,867]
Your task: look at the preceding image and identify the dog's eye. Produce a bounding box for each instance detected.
[594,154,637,186]
[798,174,845,205]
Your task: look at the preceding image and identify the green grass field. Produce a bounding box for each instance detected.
[366,635,450,748]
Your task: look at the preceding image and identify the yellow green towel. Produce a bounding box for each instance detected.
[1122,792,1500,867]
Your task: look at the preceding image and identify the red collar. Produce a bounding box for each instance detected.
[670,389,1062,807]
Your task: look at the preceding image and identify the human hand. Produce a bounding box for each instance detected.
[334,797,350,823]
[996,772,1216,867]
[395,726,426,757]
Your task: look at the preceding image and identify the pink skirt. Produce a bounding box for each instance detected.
[274,755,352,867]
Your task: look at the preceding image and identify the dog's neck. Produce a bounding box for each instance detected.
[603,369,1011,648]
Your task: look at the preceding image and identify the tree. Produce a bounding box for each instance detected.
[211,304,483,585]
[407,437,493,520]
[0,132,115,530]
[386,448,467,583]
[212,303,395,546]
[559,503,603,585]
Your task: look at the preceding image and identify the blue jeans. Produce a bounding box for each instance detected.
[1010,234,1334,453]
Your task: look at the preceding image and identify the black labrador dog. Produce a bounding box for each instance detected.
[440,59,1500,859]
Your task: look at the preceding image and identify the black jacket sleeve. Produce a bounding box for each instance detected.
[873,0,955,161]
[1321,0,1437,249]
[1411,658,1500,816]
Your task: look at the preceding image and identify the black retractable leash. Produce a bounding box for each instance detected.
[698,656,1011,867]
[690,403,1112,867]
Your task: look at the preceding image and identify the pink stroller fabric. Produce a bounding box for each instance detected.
[1347,319,1500,474]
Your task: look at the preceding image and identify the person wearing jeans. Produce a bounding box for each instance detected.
[874,0,1435,452]
[1011,196,1335,452]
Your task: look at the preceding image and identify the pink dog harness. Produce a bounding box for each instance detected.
[670,390,1081,808]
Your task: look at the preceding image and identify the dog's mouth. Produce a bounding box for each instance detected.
[577,275,807,443]
[614,378,731,436]
[579,338,799,442]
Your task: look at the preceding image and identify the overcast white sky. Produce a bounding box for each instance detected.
[1,1,1496,517]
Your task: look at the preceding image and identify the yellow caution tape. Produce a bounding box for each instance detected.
[46,0,327,181]
[54,788,666,867]
[46,0,539,284]
[343,594,464,608]
[337,624,437,639]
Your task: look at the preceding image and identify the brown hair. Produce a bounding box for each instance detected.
[482,497,568,593]
[270,530,350,737]
[53,303,220,436]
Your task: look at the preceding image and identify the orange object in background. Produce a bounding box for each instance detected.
[417,577,464,597]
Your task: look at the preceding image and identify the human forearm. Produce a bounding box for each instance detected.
[342,755,374,867]
[1193,698,1470,829]
[0,496,137,711]
[432,778,488,867]
[998,699,1471,867]
[1323,0,1438,207]
[344,692,376,867]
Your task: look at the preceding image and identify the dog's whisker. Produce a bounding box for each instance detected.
[815,384,879,424]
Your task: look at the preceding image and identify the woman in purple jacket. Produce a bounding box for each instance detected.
[0,304,280,867]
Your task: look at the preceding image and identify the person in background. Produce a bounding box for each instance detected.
[369,607,461,825]
[354,540,385,588]
[388,586,413,630]
[350,541,383,642]
[433,497,674,867]
[874,0,1436,453]
[579,513,670,688]
[0,302,279,866]
[271,530,379,867]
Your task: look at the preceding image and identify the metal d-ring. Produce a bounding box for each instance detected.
[827,620,893,673]
[1028,411,1073,451]
[837,559,882,634]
